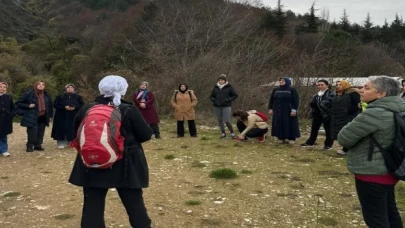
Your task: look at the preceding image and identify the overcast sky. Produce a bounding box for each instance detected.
[261,0,404,26]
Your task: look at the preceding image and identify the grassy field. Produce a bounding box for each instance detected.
[0,121,404,228]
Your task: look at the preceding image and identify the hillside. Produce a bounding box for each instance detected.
[0,0,44,42]
[0,0,405,117]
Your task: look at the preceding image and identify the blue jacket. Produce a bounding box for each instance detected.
[15,90,53,128]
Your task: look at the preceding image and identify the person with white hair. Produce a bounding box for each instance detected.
[338,76,404,228]
[69,75,153,228]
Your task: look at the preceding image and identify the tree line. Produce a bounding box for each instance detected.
[0,0,404,119]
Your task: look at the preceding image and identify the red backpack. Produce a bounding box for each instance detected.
[255,112,268,122]
[71,104,125,169]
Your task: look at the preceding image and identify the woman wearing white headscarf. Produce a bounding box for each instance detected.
[69,75,153,228]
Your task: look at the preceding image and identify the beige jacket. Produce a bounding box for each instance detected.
[171,90,198,121]
[240,110,269,136]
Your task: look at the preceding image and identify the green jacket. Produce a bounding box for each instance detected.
[338,96,405,175]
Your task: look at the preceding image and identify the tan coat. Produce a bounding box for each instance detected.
[171,90,198,121]
[240,110,269,136]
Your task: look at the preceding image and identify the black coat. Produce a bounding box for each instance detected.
[69,96,153,189]
[51,93,84,141]
[310,89,336,120]
[0,94,15,136]
[268,86,301,139]
[210,83,238,107]
[15,90,53,128]
[330,88,361,140]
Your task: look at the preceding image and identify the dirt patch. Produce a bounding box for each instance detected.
[1,123,404,227]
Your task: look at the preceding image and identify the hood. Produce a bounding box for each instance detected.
[367,96,405,113]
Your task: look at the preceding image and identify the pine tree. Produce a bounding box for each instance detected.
[274,0,287,39]
[306,2,318,33]
[361,13,374,43]
[339,9,350,32]
[391,14,403,41]
[330,20,339,30]
[261,0,287,39]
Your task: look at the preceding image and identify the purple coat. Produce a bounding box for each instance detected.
[133,90,160,124]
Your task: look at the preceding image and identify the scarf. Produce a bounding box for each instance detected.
[317,88,328,97]
[217,82,229,90]
[136,89,149,102]
[34,81,46,116]
[336,80,351,96]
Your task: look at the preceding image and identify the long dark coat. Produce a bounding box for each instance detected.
[268,83,300,139]
[69,96,153,189]
[133,90,160,124]
[51,93,84,141]
[15,90,53,128]
[0,94,15,136]
[209,83,238,107]
[330,88,361,140]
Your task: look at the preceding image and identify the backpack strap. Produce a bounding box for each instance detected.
[174,91,178,103]
[188,91,192,102]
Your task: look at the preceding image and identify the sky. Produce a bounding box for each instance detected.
[261,0,405,26]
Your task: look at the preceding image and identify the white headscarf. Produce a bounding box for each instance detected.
[98,75,128,106]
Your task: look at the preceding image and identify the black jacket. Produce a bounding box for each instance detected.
[69,96,153,189]
[51,93,84,141]
[0,94,15,136]
[310,89,335,120]
[210,83,238,107]
[15,90,53,128]
[330,88,361,140]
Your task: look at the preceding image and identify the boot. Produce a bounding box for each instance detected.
[34,145,45,151]
[26,144,34,152]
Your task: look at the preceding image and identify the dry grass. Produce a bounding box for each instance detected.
[0,122,404,227]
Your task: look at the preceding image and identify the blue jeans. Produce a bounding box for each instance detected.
[0,136,8,153]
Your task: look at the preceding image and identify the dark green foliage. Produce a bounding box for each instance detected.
[209,168,237,179]
[361,13,374,43]
[339,9,350,32]
[261,0,287,38]
[77,0,139,10]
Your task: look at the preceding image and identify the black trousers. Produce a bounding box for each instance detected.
[26,116,46,148]
[355,179,403,228]
[149,124,160,137]
[306,115,333,147]
[81,187,151,228]
[236,121,268,138]
[177,120,197,137]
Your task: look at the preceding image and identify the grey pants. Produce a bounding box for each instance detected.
[213,107,234,133]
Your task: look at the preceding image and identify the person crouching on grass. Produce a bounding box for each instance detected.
[232,110,268,142]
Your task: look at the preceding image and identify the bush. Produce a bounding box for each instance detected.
[209,168,237,179]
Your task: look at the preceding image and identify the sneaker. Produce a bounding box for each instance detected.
[220,133,226,139]
[230,133,236,139]
[288,140,295,145]
[323,146,332,150]
[300,143,314,148]
[190,135,198,138]
[337,150,347,155]
[258,135,265,143]
[277,139,284,144]
[2,152,10,157]
[57,145,65,149]
[177,135,184,138]
[26,148,34,152]
[155,135,161,139]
